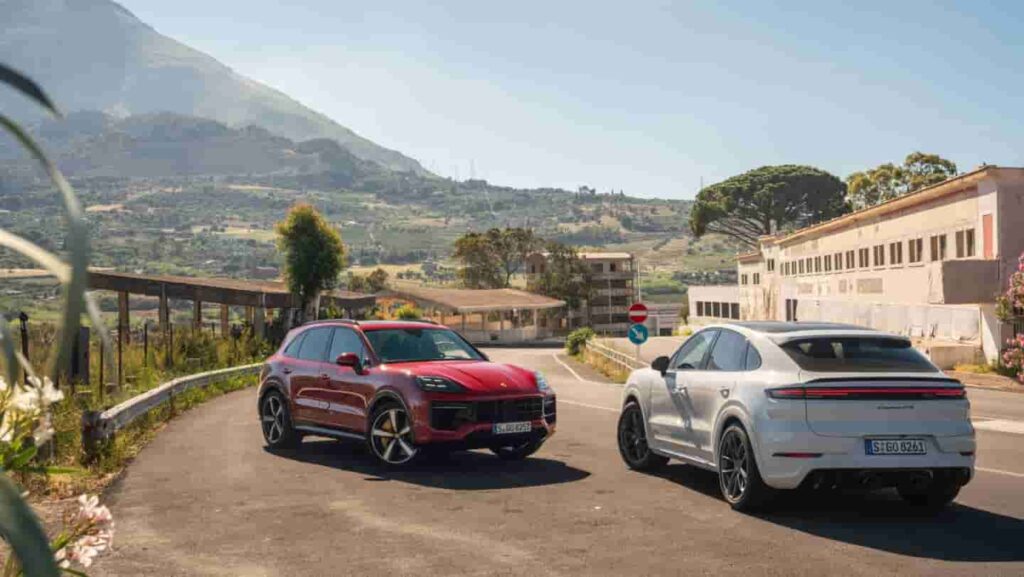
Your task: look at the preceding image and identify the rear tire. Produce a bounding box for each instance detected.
[617,402,669,471]
[490,438,545,461]
[261,390,301,449]
[898,479,961,512]
[718,424,774,512]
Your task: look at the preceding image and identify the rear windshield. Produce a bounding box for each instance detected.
[781,337,936,373]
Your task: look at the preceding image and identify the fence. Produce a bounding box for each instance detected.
[584,339,646,372]
[81,363,261,456]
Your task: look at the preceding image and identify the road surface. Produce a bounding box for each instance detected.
[94,348,1024,576]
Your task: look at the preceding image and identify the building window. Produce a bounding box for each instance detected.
[858,248,869,268]
[740,274,748,285]
[798,259,805,274]
[812,256,819,273]
[730,303,740,319]
[889,241,903,265]
[609,263,617,272]
[956,228,976,258]
[873,245,885,267]
[846,250,855,269]
[591,263,603,273]
[766,259,775,272]
[834,252,843,271]
[930,234,947,261]
[712,302,721,317]
[696,302,704,316]
[753,273,760,285]
[824,254,832,272]
[908,237,923,263]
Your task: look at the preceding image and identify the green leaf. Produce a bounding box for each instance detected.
[6,444,38,471]
[0,63,59,116]
[0,474,60,577]
[0,316,18,386]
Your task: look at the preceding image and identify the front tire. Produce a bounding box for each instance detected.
[718,424,773,511]
[367,403,420,467]
[490,438,545,461]
[261,390,301,449]
[617,401,668,471]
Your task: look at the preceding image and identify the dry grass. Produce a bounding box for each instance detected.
[580,347,631,383]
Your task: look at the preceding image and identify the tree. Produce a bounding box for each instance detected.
[275,203,345,317]
[689,165,848,248]
[366,267,389,292]
[846,152,957,210]
[453,228,538,288]
[527,241,592,309]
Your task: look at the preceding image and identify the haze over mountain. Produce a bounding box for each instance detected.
[0,0,426,174]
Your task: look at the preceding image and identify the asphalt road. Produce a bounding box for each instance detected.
[94,348,1024,577]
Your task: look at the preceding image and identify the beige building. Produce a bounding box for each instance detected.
[526,251,638,336]
[688,166,1024,368]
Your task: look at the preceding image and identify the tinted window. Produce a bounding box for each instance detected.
[296,328,332,361]
[707,329,747,371]
[364,328,484,363]
[672,330,717,369]
[282,333,305,358]
[328,328,367,362]
[744,343,762,370]
[781,337,935,373]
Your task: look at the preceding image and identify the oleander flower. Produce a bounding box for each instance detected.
[54,494,116,570]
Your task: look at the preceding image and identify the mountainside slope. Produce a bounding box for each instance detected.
[0,0,426,174]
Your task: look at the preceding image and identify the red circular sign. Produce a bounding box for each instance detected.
[628,302,649,323]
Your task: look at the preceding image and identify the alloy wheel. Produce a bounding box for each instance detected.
[261,394,285,444]
[370,408,418,465]
[719,429,749,502]
[619,406,649,464]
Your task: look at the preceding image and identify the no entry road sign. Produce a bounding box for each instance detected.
[628,302,649,324]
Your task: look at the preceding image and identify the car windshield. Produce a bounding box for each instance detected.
[364,328,484,363]
[781,337,936,373]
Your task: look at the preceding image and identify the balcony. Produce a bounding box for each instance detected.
[590,272,635,281]
[594,287,635,297]
[928,259,1000,304]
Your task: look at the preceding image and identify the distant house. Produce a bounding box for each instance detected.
[688,166,1024,368]
[525,251,638,336]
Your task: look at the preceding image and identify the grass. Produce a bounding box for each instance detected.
[579,347,631,384]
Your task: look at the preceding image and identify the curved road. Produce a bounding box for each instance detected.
[95,348,1024,577]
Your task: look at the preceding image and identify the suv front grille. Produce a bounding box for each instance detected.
[430,397,545,431]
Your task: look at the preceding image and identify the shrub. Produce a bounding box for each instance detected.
[566,327,595,356]
[395,304,422,320]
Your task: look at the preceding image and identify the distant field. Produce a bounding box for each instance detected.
[0,268,50,279]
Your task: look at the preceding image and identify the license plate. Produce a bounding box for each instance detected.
[493,421,532,435]
[865,439,927,455]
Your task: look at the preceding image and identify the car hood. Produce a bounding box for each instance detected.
[398,361,539,394]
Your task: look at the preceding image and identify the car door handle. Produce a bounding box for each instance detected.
[673,384,688,394]
[319,374,330,381]
[282,368,292,374]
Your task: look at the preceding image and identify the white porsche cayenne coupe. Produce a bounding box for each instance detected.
[617,322,975,512]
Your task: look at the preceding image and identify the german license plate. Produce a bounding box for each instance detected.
[865,439,926,455]
[493,421,532,435]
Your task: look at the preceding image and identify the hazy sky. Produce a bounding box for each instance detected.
[121,0,1024,199]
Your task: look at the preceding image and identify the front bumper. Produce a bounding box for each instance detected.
[412,394,557,446]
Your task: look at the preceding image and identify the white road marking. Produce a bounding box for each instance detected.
[977,466,1024,479]
[558,399,619,413]
[550,353,622,387]
[972,419,1024,435]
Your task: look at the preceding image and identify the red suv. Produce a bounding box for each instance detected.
[257,319,556,466]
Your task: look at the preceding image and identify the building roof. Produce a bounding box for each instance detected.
[578,252,633,260]
[736,251,763,263]
[87,270,375,309]
[771,166,1019,249]
[386,281,565,313]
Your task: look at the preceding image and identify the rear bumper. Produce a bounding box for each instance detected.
[756,428,975,490]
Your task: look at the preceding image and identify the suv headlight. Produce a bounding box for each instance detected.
[416,376,466,393]
[535,371,551,392]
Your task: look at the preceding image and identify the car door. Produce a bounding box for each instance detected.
[289,327,334,424]
[324,327,375,432]
[647,328,718,458]
[687,328,750,464]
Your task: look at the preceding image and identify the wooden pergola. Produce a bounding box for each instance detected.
[87,270,376,339]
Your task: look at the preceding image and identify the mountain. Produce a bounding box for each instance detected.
[0,0,427,174]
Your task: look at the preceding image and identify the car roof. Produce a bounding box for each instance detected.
[706,321,907,343]
[296,319,445,332]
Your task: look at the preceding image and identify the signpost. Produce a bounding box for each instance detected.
[628,303,649,361]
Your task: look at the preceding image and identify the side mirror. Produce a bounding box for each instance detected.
[651,356,670,375]
[336,352,365,374]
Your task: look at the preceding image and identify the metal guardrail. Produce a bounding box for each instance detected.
[81,363,261,454]
[584,339,646,371]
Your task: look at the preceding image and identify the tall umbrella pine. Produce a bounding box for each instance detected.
[275,203,347,322]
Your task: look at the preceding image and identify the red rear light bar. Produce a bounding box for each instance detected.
[767,386,966,400]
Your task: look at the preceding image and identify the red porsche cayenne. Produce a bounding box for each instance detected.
[257,319,556,466]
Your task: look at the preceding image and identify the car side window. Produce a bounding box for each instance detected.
[328,327,368,363]
[707,329,748,372]
[296,328,332,361]
[671,329,718,370]
[744,343,762,371]
[282,333,305,358]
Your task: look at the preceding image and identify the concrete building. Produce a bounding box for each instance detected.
[688,166,1024,368]
[525,251,638,336]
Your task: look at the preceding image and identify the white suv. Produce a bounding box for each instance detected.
[617,322,975,511]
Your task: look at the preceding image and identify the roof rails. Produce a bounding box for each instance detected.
[300,318,360,326]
